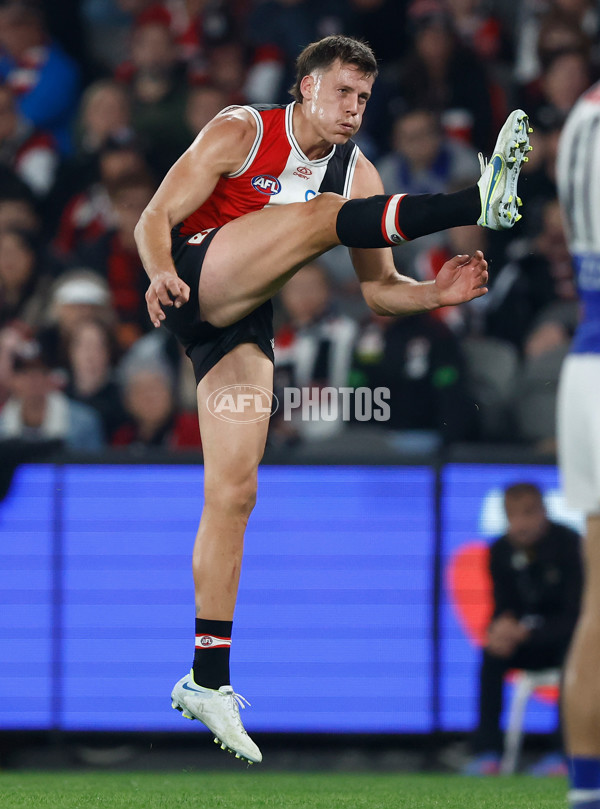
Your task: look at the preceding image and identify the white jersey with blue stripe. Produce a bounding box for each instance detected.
[557,82,600,353]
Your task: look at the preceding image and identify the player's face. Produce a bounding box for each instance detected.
[301,60,374,143]
[505,494,548,549]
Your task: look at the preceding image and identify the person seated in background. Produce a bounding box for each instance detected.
[0,338,104,451]
[74,79,134,159]
[0,0,81,155]
[351,310,476,449]
[115,17,188,172]
[524,47,592,134]
[464,482,582,776]
[64,317,127,442]
[73,170,156,346]
[36,269,115,373]
[445,0,509,64]
[53,138,151,257]
[376,107,481,274]
[0,178,40,234]
[0,82,59,198]
[377,107,480,197]
[112,359,201,451]
[183,83,229,143]
[389,2,495,153]
[482,198,577,356]
[273,262,358,443]
[0,227,52,329]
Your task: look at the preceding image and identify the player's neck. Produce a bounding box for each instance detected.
[291,102,334,162]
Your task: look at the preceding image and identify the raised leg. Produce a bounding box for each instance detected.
[199,192,345,328]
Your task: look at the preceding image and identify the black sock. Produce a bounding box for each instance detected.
[335,187,481,247]
[192,618,232,690]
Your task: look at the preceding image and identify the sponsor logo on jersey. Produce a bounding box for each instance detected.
[305,189,317,201]
[293,166,312,179]
[251,174,281,195]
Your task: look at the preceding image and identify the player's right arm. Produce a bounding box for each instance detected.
[135,108,257,328]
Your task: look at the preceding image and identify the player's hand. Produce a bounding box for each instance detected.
[145,271,190,328]
[434,251,489,307]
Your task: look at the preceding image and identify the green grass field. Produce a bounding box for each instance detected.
[0,771,568,809]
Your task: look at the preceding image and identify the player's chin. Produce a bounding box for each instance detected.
[333,128,355,142]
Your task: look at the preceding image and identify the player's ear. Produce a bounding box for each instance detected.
[300,74,314,102]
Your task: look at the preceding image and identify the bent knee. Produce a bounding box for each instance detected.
[307,191,346,216]
[301,192,346,246]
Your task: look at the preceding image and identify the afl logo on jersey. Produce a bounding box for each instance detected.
[251,174,281,195]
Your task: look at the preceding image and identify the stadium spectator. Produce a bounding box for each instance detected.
[389,2,496,151]
[245,0,340,105]
[74,170,155,346]
[115,18,188,167]
[53,139,150,257]
[351,310,476,447]
[119,325,198,411]
[203,41,248,105]
[75,79,134,158]
[482,198,577,354]
[463,482,582,775]
[0,228,51,329]
[0,338,104,451]
[112,359,201,450]
[114,0,237,66]
[375,110,480,275]
[513,0,598,86]
[64,317,127,441]
[377,108,480,197]
[0,180,40,234]
[445,0,508,64]
[523,47,593,132]
[37,269,114,372]
[274,262,358,442]
[0,83,59,197]
[184,83,228,142]
[0,0,81,154]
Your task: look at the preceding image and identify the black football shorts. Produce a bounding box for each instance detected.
[162,226,274,384]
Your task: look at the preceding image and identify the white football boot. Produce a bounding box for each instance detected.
[477,109,532,230]
[171,670,262,764]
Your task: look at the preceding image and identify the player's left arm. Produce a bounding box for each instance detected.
[348,154,489,316]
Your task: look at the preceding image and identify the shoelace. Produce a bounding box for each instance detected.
[478,152,487,174]
[221,690,251,735]
[230,691,251,711]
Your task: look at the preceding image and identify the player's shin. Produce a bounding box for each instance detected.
[335,188,481,248]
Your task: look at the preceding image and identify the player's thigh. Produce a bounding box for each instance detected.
[199,193,345,316]
[557,355,600,513]
[197,342,273,495]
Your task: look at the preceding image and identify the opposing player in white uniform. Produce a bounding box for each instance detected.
[557,81,600,809]
[135,35,530,764]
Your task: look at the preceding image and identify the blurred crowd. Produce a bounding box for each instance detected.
[0,0,597,455]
